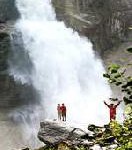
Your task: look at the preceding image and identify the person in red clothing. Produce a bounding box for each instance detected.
[57,104,62,121]
[61,103,66,121]
[104,99,122,121]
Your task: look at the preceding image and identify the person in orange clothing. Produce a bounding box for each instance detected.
[104,99,122,121]
[61,103,66,121]
[57,104,62,121]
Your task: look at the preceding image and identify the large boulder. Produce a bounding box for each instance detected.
[37,121,119,149]
[38,121,92,148]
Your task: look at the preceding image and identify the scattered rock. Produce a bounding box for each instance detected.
[37,121,123,149]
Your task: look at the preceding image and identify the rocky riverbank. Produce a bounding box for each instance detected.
[19,116,132,150]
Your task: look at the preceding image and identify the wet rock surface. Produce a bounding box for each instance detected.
[0,0,19,22]
[37,121,120,150]
[52,0,132,54]
[38,121,88,146]
[0,21,40,108]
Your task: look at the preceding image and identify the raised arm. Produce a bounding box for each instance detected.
[104,101,109,107]
[115,100,122,107]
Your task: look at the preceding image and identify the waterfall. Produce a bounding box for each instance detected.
[6,0,113,148]
[12,0,112,126]
[7,0,113,148]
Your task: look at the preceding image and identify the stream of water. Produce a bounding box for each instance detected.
[2,0,113,149]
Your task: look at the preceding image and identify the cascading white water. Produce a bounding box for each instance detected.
[13,0,112,128]
[12,0,111,132]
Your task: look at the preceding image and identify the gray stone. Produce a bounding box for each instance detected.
[52,0,132,54]
[38,121,90,146]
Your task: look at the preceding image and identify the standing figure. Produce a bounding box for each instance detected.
[57,104,62,121]
[61,103,66,121]
[104,99,122,121]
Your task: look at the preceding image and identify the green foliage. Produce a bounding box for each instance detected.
[110,121,122,137]
[90,117,132,149]
[124,104,132,118]
[109,118,132,150]
[103,63,132,104]
[108,64,120,74]
[103,62,132,149]
[77,146,87,150]
[36,117,132,150]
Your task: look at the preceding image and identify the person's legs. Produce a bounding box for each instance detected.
[113,114,116,120]
[64,112,66,121]
[110,114,116,121]
[110,114,112,121]
[58,112,59,120]
[58,112,61,120]
[62,112,64,121]
[59,112,62,120]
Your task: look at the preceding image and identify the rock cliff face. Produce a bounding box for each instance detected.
[0,1,39,108]
[0,23,39,108]
[0,0,19,22]
[52,0,132,54]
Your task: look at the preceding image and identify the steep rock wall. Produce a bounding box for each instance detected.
[0,0,19,22]
[52,0,132,54]
[0,1,39,108]
[0,24,39,108]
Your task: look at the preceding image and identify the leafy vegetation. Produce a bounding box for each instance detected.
[103,63,132,104]
[110,118,132,150]
[102,55,132,149]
